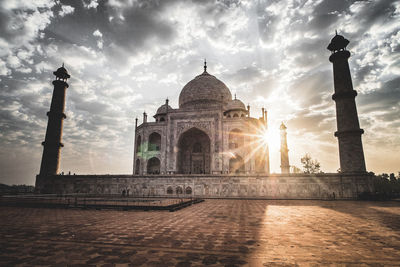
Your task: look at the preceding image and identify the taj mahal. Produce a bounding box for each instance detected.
[35,34,373,199]
[134,61,271,177]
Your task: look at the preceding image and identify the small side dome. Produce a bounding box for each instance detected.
[225,99,246,112]
[156,103,172,115]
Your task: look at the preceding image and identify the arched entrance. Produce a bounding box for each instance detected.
[147,157,160,174]
[177,128,211,174]
[136,135,141,152]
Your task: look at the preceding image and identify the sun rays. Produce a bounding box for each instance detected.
[223,121,281,174]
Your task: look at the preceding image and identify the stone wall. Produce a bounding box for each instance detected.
[36,173,374,199]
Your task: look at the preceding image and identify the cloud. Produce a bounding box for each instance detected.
[93,29,103,49]
[0,58,10,75]
[0,0,399,185]
[84,0,99,10]
[59,5,75,17]
[0,0,55,47]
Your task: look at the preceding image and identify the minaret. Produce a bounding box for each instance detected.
[164,98,169,174]
[280,122,290,174]
[328,33,366,172]
[264,109,270,174]
[39,64,70,176]
[133,117,138,175]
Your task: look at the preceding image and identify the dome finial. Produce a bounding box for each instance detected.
[204,58,207,73]
[62,62,64,68]
[234,93,237,100]
[335,29,337,36]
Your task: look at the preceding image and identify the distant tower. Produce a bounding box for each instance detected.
[39,64,70,176]
[327,33,366,172]
[264,109,270,175]
[280,122,290,174]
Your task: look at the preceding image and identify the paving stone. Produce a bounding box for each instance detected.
[202,255,218,265]
[0,200,399,265]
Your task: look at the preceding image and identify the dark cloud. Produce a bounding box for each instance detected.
[354,64,381,84]
[0,7,14,40]
[47,0,240,59]
[0,76,50,146]
[70,97,110,115]
[287,70,333,108]
[43,0,177,59]
[358,76,400,112]
[313,0,355,15]
[344,0,397,43]
[355,0,397,25]
[222,66,262,84]
[0,4,45,43]
[309,14,339,31]
[288,109,335,135]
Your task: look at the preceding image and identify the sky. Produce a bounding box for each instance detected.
[0,0,399,185]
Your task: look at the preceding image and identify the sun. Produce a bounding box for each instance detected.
[259,126,281,152]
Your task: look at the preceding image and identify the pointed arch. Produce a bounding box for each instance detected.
[185,186,192,195]
[147,157,160,174]
[148,132,161,151]
[177,127,211,174]
[167,186,173,194]
[136,135,142,153]
[176,186,183,194]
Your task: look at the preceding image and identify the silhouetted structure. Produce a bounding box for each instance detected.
[280,122,290,174]
[39,64,70,176]
[328,34,366,173]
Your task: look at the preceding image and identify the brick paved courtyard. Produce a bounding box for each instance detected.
[1,200,400,266]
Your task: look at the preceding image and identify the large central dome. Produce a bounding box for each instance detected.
[179,70,232,109]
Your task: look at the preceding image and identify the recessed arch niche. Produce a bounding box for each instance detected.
[177,127,211,174]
